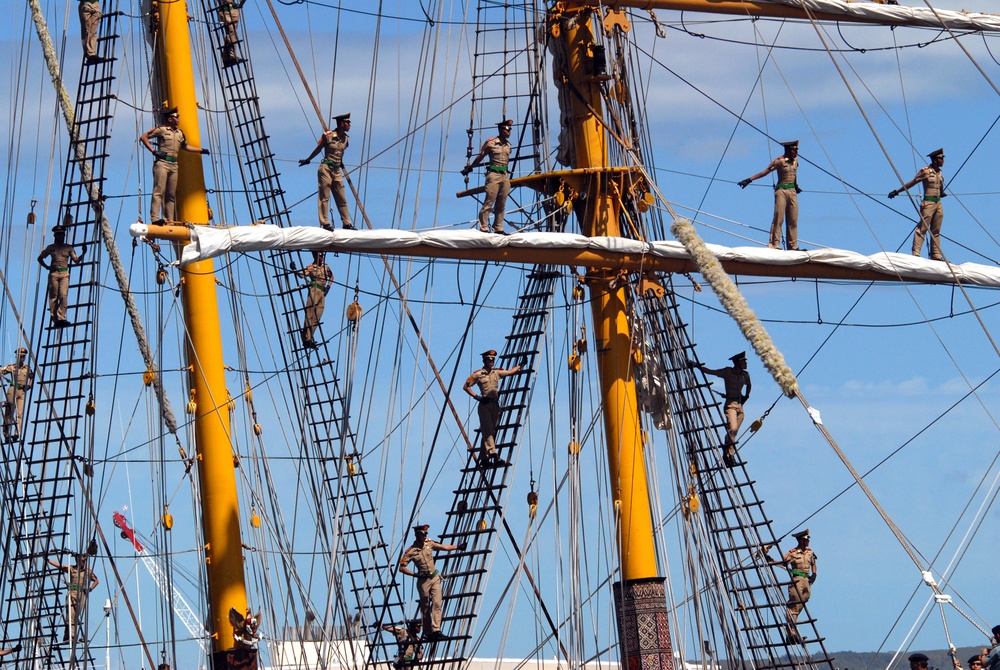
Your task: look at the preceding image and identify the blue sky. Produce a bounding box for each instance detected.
[1,1,999,668]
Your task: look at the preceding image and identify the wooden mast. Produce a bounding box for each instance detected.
[151,1,250,667]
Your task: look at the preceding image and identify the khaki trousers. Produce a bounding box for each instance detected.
[318,163,351,228]
[302,287,325,342]
[79,2,101,58]
[151,160,178,222]
[479,171,510,231]
[417,573,443,633]
[4,387,25,437]
[48,271,70,321]
[220,8,240,60]
[477,398,499,456]
[912,200,943,259]
[769,189,798,249]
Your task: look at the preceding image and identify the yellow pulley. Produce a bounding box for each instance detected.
[186,389,196,414]
[143,367,156,386]
[477,519,488,531]
[347,459,356,476]
[750,416,764,433]
[85,394,96,416]
[162,506,174,530]
[250,506,261,528]
[554,190,565,207]
[631,344,643,365]
[226,391,236,414]
[156,268,168,285]
[527,490,539,519]
[568,439,581,455]
[245,383,253,404]
[568,351,581,372]
[253,423,263,436]
[347,301,363,322]
[572,284,585,301]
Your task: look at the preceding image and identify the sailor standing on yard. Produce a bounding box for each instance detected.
[299,113,355,231]
[692,352,751,467]
[140,107,210,224]
[889,148,946,261]
[398,524,465,641]
[738,140,802,250]
[37,224,85,327]
[462,119,513,234]
[2,348,33,443]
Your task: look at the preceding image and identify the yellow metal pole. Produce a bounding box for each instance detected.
[153,0,248,659]
[558,5,657,582]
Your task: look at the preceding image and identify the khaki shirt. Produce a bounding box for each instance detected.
[321,130,349,164]
[401,538,443,576]
[67,565,95,592]
[767,156,798,185]
[2,362,33,389]
[465,367,518,399]
[913,166,943,197]
[147,126,188,158]
[783,547,816,574]
[484,137,511,169]
[300,263,333,291]
[702,365,750,403]
[39,243,81,274]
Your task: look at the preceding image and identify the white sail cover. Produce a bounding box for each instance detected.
[763,0,1000,32]
[129,223,1000,288]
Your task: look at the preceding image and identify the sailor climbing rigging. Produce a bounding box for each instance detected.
[692,352,751,467]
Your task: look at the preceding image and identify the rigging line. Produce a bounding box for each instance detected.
[694,18,783,218]
[30,0,183,443]
[919,0,1000,98]
[263,0,326,128]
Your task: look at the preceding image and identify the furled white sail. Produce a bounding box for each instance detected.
[763,0,1000,31]
[130,223,1000,288]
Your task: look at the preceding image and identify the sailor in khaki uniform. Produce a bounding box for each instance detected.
[297,251,333,348]
[463,119,513,234]
[463,349,522,466]
[381,620,423,669]
[739,140,802,250]
[79,0,103,64]
[778,529,816,644]
[889,148,946,260]
[139,107,210,224]
[48,553,99,643]
[37,224,84,327]
[398,524,465,641]
[2,348,33,443]
[218,0,246,67]
[300,113,354,230]
[693,352,751,467]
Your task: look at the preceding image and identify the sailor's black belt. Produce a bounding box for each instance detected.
[10,384,26,390]
[481,397,498,403]
[417,570,439,579]
[923,196,940,202]
[321,160,343,168]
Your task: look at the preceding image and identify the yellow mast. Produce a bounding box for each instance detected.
[153,0,249,665]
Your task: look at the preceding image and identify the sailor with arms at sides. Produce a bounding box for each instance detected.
[738,140,802,250]
[462,119,513,234]
[139,107,210,225]
[463,349,522,467]
[889,147,946,261]
[38,223,85,328]
[398,524,465,641]
[2,348,33,443]
[299,113,355,231]
[691,351,751,467]
[79,0,105,64]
